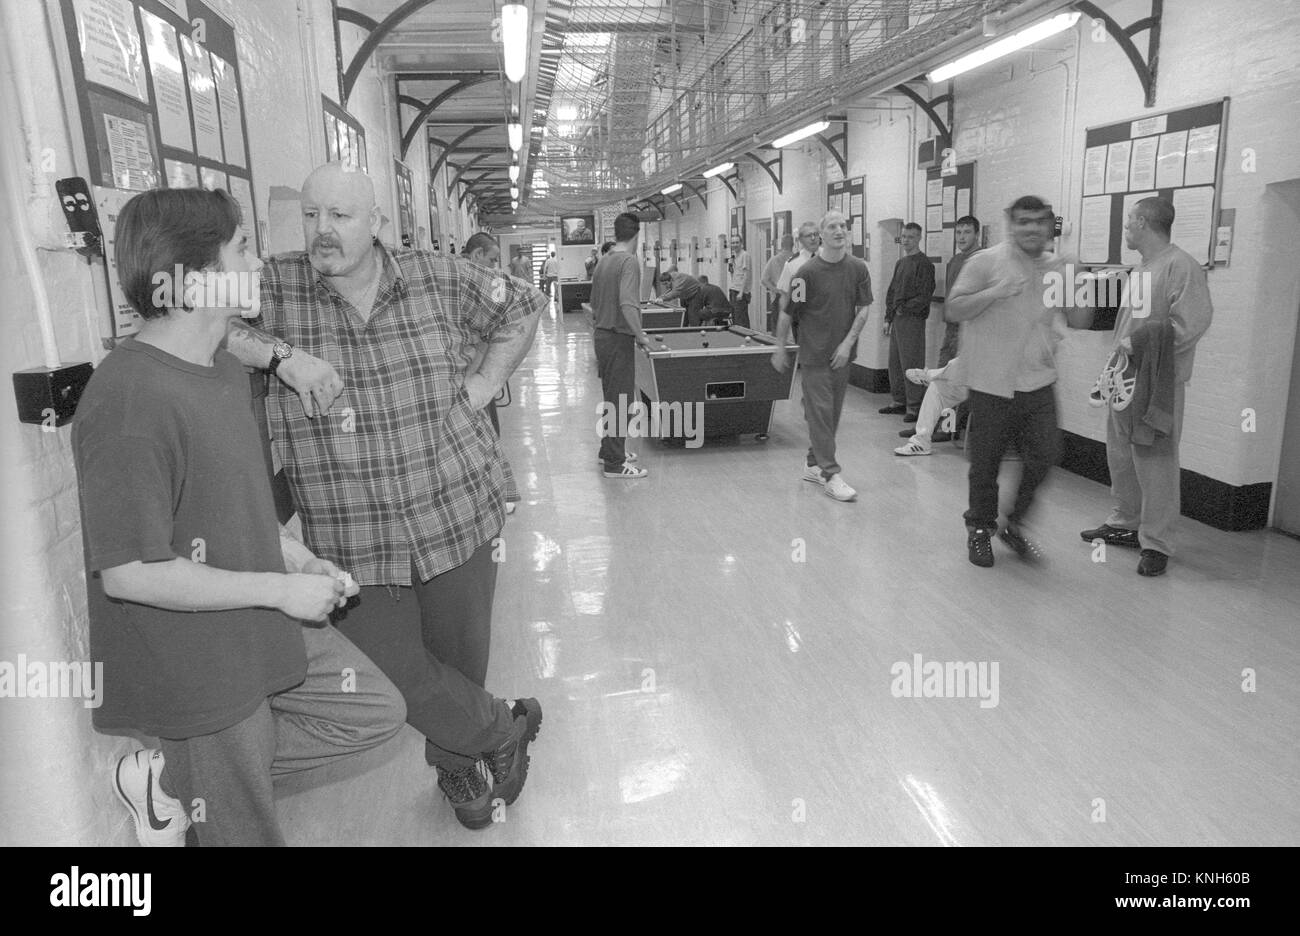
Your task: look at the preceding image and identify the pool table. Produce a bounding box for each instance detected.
[634,325,799,442]
[581,301,685,330]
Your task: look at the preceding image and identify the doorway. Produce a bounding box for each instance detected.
[1267,178,1300,535]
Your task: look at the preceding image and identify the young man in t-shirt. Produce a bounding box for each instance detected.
[772,210,874,502]
[591,212,652,477]
[72,188,405,846]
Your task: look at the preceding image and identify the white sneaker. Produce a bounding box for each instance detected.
[905,368,932,386]
[894,439,932,456]
[603,463,648,479]
[802,464,825,485]
[597,451,638,464]
[505,502,517,515]
[823,474,857,501]
[114,749,190,847]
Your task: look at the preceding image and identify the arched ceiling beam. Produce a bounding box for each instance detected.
[400,75,498,159]
[341,0,439,107]
[429,125,493,182]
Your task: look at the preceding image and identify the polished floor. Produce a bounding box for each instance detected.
[277,306,1300,846]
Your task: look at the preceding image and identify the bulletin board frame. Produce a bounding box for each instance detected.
[323,96,368,173]
[59,0,261,337]
[924,161,975,267]
[826,176,866,259]
[1078,98,1228,268]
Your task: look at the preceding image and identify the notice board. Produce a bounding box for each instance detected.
[826,176,865,259]
[1078,98,1228,267]
[61,0,260,336]
[924,161,975,268]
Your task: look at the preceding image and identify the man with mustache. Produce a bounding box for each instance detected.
[223,163,544,830]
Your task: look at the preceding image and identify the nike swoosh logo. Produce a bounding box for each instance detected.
[145,760,172,831]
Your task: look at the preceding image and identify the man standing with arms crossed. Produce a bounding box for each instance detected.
[728,234,753,328]
[881,222,935,423]
[592,212,653,478]
[1079,196,1213,577]
[224,163,544,830]
[947,196,1092,568]
[772,211,873,502]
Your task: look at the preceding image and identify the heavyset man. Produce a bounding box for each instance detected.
[225,162,544,829]
[1079,196,1213,577]
[772,210,873,503]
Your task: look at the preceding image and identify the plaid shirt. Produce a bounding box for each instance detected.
[258,246,545,585]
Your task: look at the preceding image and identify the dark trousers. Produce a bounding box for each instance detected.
[888,315,927,413]
[963,385,1061,531]
[729,290,751,328]
[332,547,512,770]
[684,293,707,327]
[766,294,780,333]
[595,328,635,468]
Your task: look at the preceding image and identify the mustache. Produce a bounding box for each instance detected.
[312,237,342,251]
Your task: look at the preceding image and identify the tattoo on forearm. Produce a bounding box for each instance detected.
[224,319,278,368]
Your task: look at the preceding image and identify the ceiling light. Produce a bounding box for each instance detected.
[509,164,520,183]
[508,122,522,152]
[772,120,829,148]
[512,201,518,211]
[928,12,1081,83]
[511,185,520,199]
[661,183,682,195]
[703,161,734,178]
[501,4,529,83]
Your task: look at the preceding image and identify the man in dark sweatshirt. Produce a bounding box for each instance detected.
[881,222,936,421]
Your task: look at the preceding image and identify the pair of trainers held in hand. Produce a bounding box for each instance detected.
[1090,346,1136,411]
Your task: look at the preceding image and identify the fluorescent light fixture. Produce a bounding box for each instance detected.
[661,183,682,195]
[772,120,829,148]
[501,4,529,83]
[928,11,1081,82]
[511,185,520,199]
[508,122,523,152]
[703,161,734,178]
[512,200,518,211]
[556,104,578,121]
[509,164,520,183]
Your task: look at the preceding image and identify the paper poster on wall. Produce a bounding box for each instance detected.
[180,35,222,161]
[1155,130,1188,189]
[210,53,246,168]
[74,0,148,103]
[337,121,351,166]
[1171,186,1215,266]
[1082,146,1107,196]
[1078,196,1112,264]
[850,193,863,216]
[1129,135,1159,192]
[140,11,191,150]
[925,232,946,260]
[1184,125,1220,187]
[93,184,142,336]
[1105,140,1132,193]
[925,205,942,233]
[228,175,256,245]
[200,165,227,191]
[103,113,158,190]
[926,178,943,205]
[942,186,956,223]
[164,158,197,188]
[851,220,863,246]
[324,114,338,161]
[1119,191,1156,266]
[956,188,971,219]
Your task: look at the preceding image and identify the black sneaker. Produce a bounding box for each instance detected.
[967,528,994,568]
[1137,549,1168,577]
[436,763,493,830]
[999,524,1043,563]
[931,430,954,443]
[1080,523,1140,549]
[483,698,543,807]
[899,428,917,438]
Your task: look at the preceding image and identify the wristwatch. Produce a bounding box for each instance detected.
[268,340,293,376]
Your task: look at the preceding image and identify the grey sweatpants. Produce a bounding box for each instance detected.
[160,624,406,846]
[802,363,851,478]
[1105,382,1186,556]
[888,315,927,413]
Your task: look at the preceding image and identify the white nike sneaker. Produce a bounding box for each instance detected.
[114,749,190,847]
[802,464,825,485]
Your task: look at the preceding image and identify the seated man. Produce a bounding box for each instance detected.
[696,275,734,325]
[894,359,968,456]
[73,188,406,846]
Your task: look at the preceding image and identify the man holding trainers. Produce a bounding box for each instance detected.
[772,210,873,502]
[1079,196,1213,577]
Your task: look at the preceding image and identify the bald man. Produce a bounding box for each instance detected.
[224,162,545,830]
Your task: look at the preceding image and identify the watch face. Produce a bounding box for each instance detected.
[274,342,292,359]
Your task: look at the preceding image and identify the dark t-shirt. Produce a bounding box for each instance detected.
[698,283,731,315]
[72,340,306,739]
[788,254,874,366]
[591,250,641,335]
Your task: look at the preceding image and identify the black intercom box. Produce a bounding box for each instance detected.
[13,363,94,427]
